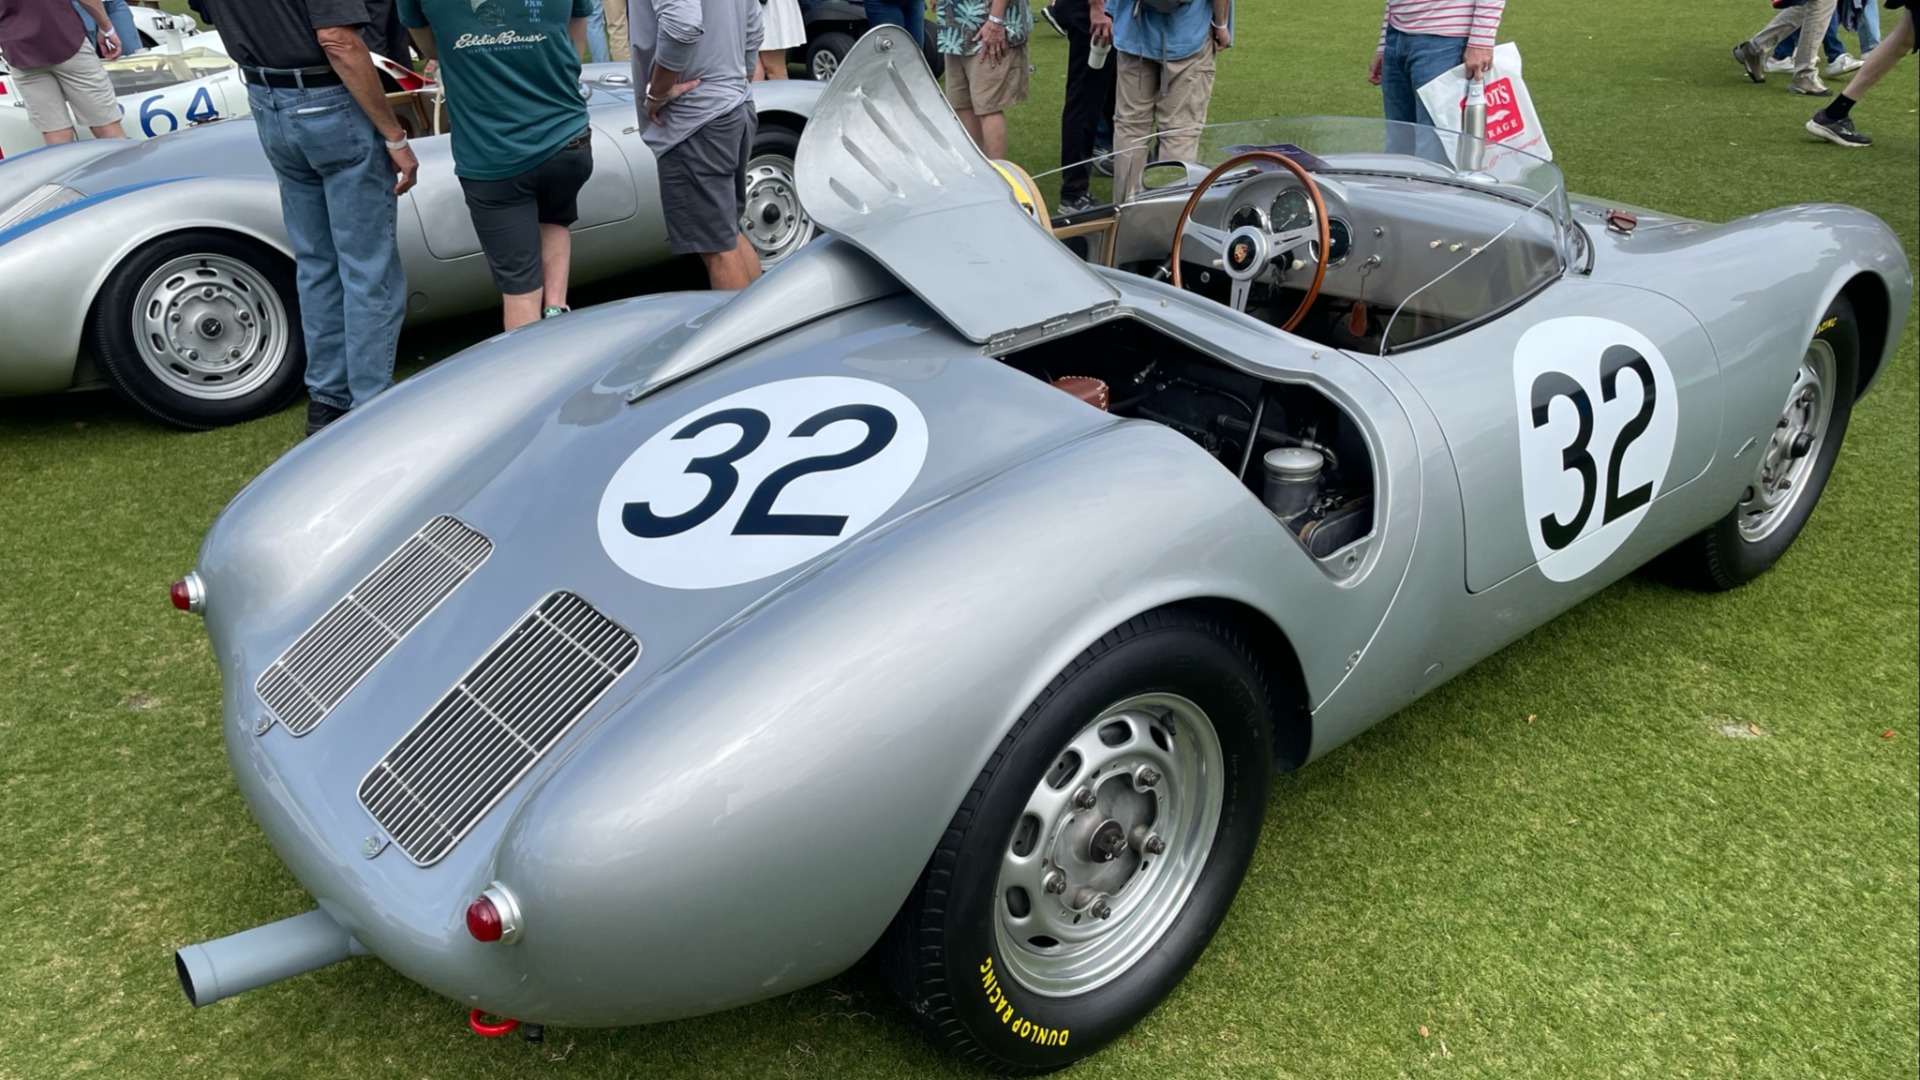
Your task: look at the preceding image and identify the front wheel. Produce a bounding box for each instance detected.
[1662,295,1859,590]
[86,230,305,430]
[741,127,815,267]
[884,608,1274,1073]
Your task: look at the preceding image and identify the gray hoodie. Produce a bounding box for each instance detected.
[628,0,762,152]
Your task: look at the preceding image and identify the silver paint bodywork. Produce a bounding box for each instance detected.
[180,28,1908,1029]
[0,67,820,395]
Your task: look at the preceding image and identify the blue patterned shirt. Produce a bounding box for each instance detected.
[935,0,1030,56]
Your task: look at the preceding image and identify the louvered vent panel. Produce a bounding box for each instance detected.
[357,592,639,866]
[255,516,492,736]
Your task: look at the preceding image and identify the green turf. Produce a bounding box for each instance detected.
[1,2,1915,1078]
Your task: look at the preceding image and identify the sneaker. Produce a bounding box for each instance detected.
[1040,3,1065,37]
[1826,52,1863,75]
[1788,74,1832,95]
[1806,111,1872,146]
[1733,40,1769,82]
[305,399,348,437]
[541,305,570,319]
[1091,145,1115,177]
[1763,55,1792,73]
[1057,191,1096,215]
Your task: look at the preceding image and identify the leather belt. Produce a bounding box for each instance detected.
[241,65,343,89]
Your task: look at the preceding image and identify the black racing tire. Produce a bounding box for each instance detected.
[86,230,306,430]
[883,608,1274,1074]
[1662,295,1859,590]
[741,126,815,267]
[806,31,855,81]
[922,27,946,79]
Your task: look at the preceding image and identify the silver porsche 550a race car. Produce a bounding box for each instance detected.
[168,28,1908,1075]
[0,66,819,429]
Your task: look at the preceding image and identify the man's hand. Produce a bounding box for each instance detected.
[1090,10,1112,44]
[973,19,1008,64]
[1368,50,1383,85]
[646,79,701,125]
[389,142,419,196]
[1211,24,1230,50]
[97,29,122,60]
[1463,44,1493,78]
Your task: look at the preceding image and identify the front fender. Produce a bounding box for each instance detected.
[476,419,1377,1025]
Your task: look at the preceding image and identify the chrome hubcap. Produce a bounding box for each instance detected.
[134,254,288,401]
[1738,339,1835,542]
[740,154,813,266]
[993,693,1223,997]
[811,51,838,81]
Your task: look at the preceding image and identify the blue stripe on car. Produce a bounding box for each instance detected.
[0,177,200,248]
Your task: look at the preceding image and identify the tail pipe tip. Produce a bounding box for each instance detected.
[175,909,368,1008]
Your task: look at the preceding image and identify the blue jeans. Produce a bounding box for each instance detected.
[247,84,406,410]
[863,0,924,45]
[587,0,610,63]
[73,0,143,55]
[1380,27,1466,161]
[1773,12,1845,60]
[1858,3,1881,53]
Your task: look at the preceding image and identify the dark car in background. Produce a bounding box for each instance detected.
[798,0,943,80]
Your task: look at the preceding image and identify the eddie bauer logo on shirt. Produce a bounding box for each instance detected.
[454,29,550,47]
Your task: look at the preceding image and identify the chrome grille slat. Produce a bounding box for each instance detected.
[358,592,639,866]
[255,517,492,735]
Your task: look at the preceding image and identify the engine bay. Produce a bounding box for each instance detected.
[1006,321,1376,561]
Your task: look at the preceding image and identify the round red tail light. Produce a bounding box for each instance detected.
[170,573,204,614]
[169,580,192,611]
[465,883,522,944]
[466,897,503,942]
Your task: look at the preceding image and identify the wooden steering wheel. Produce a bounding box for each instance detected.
[1168,150,1331,333]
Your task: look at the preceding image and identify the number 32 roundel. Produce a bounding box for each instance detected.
[597,377,930,589]
[1513,317,1679,583]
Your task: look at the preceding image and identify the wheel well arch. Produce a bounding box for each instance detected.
[756,111,808,140]
[1837,271,1891,397]
[1169,597,1313,773]
[82,226,296,338]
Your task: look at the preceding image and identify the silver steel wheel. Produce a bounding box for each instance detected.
[1738,339,1836,542]
[131,253,291,401]
[741,153,813,266]
[810,49,838,81]
[992,693,1224,998]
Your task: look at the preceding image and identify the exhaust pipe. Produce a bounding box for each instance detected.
[175,909,369,1007]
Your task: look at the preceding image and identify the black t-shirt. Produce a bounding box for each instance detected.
[196,0,373,70]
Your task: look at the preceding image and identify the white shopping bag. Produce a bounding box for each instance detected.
[1415,41,1552,172]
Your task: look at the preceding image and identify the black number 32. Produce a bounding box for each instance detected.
[622,404,899,539]
[1529,346,1657,551]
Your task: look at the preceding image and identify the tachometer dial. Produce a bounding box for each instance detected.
[1270,188,1312,232]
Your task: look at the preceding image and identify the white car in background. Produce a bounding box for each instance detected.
[1,12,239,160]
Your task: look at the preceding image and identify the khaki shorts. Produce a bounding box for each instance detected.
[12,38,121,133]
[944,43,1030,116]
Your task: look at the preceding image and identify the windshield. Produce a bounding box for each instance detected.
[101,48,235,96]
[1029,116,1572,352]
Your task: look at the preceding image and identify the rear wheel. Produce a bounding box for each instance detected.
[807,31,855,81]
[1663,295,1859,589]
[884,608,1273,1073]
[741,127,814,267]
[86,230,305,430]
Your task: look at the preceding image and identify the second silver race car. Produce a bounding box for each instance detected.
[0,67,819,428]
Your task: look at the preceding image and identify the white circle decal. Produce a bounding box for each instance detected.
[598,376,929,589]
[1513,317,1678,582]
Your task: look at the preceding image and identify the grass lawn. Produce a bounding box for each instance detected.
[2,2,1915,1078]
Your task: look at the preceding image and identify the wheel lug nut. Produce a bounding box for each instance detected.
[1135,767,1161,788]
[1145,835,1167,855]
[1042,870,1067,895]
[1071,787,1097,810]
[1090,899,1113,920]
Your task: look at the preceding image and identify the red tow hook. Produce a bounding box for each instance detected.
[468,1009,520,1037]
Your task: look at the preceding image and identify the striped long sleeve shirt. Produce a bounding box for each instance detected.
[1376,0,1505,50]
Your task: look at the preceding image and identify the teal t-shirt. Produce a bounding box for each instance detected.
[398,0,594,181]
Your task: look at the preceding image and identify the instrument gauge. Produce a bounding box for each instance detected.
[1326,218,1353,266]
[1270,188,1312,231]
[1228,204,1268,233]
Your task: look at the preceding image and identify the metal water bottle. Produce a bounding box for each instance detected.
[1457,75,1493,180]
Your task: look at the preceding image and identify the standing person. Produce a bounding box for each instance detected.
[1764,12,1861,75]
[1053,0,1116,213]
[1733,0,1841,95]
[862,0,921,44]
[401,0,595,329]
[630,0,765,291]
[1110,0,1231,204]
[0,0,128,146]
[588,0,632,61]
[1805,0,1914,146]
[194,0,418,435]
[756,0,804,78]
[1368,0,1504,158]
[74,0,141,55]
[935,0,1031,160]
